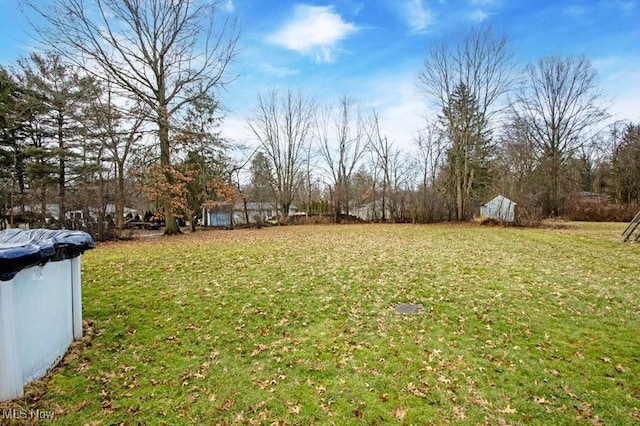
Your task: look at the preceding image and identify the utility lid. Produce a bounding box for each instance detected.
[393,303,423,314]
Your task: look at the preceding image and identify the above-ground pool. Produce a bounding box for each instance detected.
[0,229,95,401]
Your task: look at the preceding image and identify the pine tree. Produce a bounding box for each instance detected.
[17,52,98,226]
[440,83,492,220]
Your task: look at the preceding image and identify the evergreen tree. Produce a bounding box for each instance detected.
[176,92,231,229]
[440,83,493,220]
[248,151,275,206]
[17,52,98,226]
[612,124,640,203]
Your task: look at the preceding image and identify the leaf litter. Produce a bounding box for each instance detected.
[3,223,637,424]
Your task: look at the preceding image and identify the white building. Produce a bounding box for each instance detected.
[480,195,517,223]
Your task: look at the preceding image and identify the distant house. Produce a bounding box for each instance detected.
[201,202,297,227]
[575,191,609,204]
[67,204,139,222]
[351,199,392,221]
[9,204,60,221]
[236,202,281,223]
[201,203,237,227]
[480,195,517,222]
[9,204,137,223]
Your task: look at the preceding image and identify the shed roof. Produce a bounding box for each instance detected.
[482,195,516,206]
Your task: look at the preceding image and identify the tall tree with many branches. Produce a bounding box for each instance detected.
[26,0,239,234]
[317,96,368,220]
[418,26,514,220]
[247,89,316,221]
[511,55,608,215]
[17,52,98,227]
[84,82,148,229]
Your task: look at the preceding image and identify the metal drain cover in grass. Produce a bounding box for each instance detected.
[393,303,423,314]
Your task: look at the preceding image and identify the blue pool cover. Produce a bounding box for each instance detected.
[0,229,95,281]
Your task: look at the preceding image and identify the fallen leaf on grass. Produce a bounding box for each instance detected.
[251,344,268,356]
[392,407,407,420]
[470,395,491,407]
[320,404,333,416]
[562,385,579,400]
[48,404,65,418]
[575,401,603,425]
[437,375,451,384]
[407,382,430,398]
[452,405,466,420]
[287,402,301,415]
[72,399,92,412]
[498,404,516,414]
[218,399,235,412]
[534,396,548,405]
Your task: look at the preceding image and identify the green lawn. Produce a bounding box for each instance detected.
[4,223,640,424]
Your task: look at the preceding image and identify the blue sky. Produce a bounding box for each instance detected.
[1,0,639,149]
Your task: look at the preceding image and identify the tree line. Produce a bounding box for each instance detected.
[246,28,639,224]
[1,1,639,238]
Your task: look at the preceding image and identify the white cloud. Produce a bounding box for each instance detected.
[220,114,253,144]
[222,0,236,13]
[466,0,500,22]
[593,56,640,122]
[257,62,299,78]
[562,4,589,17]
[378,97,426,152]
[267,5,356,62]
[469,8,489,22]
[361,69,431,152]
[221,0,235,13]
[469,0,498,6]
[401,0,433,32]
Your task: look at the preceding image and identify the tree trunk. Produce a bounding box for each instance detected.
[115,159,125,229]
[243,197,249,224]
[159,104,181,235]
[455,156,463,221]
[58,112,66,228]
[282,202,290,221]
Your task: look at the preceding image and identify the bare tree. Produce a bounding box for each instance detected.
[247,89,315,220]
[387,148,412,222]
[317,96,368,220]
[418,27,514,121]
[511,55,609,215]
[299,142,321,217]
[26,0,239,234]
[418,26,514,220]
[414,120,447,221]
[86,83,147,229]
[365,109,410,222]
[367,109,391,221]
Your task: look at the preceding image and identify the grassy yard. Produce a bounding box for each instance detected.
[3,222,639,425]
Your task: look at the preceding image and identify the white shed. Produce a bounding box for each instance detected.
[480,195,517,222]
